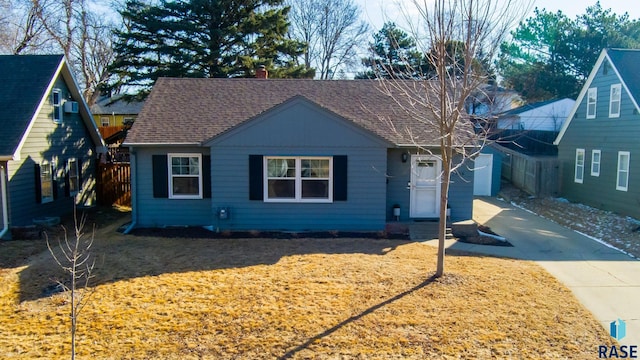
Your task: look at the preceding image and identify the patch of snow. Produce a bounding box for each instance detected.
[510,202,538,215]
[554,197,570,203]
[510,198,638,260]
[478,230,507,242]
[627,217,640,225]
[574,230,637,260]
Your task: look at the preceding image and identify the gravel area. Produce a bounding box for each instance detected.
[498,184,640,259]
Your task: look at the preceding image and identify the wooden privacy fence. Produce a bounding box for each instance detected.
[499,145,561,197]
[97,163,131,207]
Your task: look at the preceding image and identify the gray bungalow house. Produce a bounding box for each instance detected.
[0,55,105,239]
[123,78,475,232]
[554,48,640,219]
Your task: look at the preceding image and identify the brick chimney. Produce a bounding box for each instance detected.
[256,65,268,79]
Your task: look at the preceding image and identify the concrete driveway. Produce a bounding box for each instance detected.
[427,197,640,346]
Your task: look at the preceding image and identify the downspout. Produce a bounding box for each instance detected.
[123,148,137,234]
[0,165,9,239]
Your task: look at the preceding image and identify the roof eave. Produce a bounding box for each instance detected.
[123,142,202,147]
[11,56,107,158]
[554,49,608,145]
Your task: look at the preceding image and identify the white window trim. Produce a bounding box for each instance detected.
[52,89,63,124]
[609,84,621,118]
[168,153,203,199]
[591,150,601,177]
[68,158,79,195]
[40,161,54,203]
[101,117,110,127]
[586,87,597,119]
[575,148,585,184]
[263,156,333,203]
[616,151,630,192]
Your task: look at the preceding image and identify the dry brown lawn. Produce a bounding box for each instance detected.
[0,217,614,359]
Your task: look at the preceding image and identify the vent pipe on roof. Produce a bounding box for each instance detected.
[256,65,268,79]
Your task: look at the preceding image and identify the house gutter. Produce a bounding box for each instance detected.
[122,142,200,147]
[122,148,137,234]
[0,165,9,240]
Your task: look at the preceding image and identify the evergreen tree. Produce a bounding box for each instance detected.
[355,22,425,79]
[499,3,640,102]
[105,0,313,99]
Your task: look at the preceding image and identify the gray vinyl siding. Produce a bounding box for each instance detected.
[386,148,412,221]
[386,148,474,222]
[132,146,212,227]
[6,76,97,226]
[449,157,474,220]
[206,98,388,231]
[558,58,640,219]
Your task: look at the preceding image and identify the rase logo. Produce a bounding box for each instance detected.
[612,319,627,341]
[598,319,638,359]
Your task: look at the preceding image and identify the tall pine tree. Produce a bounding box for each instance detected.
[105,0,313,99]
[356,22,425,79]
[498,3,640,102]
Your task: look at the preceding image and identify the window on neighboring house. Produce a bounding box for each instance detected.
[68,158,79,195]
[617,151,630,191]
[591,150,601,176]
[52,89,63,123]
[265,156,332,202]
[587,88,597,119]
[610,84,621,118]
[123,117,135,125]
[575,149,585,183]
[101,117,110,127]
[168,154,202,199]
[40,162,54,203]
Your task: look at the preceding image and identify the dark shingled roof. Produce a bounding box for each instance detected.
[0,55,63,156]
[607,48,640,105]
[91,95,145,115]
[125,78,458,146]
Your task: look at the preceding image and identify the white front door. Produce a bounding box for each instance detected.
[410,155,441,218]
[473,153,493,196]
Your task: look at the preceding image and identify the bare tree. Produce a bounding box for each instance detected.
[31,0,115,103]
[287,0,369,79]
[377,0,529,277]
[0,0,51,54]
[46,208,96,360]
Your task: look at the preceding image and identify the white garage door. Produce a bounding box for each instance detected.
[473,154,493,196]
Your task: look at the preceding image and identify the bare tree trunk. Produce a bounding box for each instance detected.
[373,0,529,278]
[46,207,96,360]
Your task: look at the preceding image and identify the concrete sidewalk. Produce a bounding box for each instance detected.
[422,197,640,346]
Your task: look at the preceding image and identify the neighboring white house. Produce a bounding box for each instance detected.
[496,98,576,131]
[467,84,523,117]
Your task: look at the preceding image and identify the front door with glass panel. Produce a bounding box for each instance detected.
[410,155,441,218]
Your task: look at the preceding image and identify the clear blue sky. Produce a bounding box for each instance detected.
[358,0,640,30]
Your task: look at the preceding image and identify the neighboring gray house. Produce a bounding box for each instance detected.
[497,98,575,131]
[0,55,105,239]
[554,48,640,219]
[123,78,475,232]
